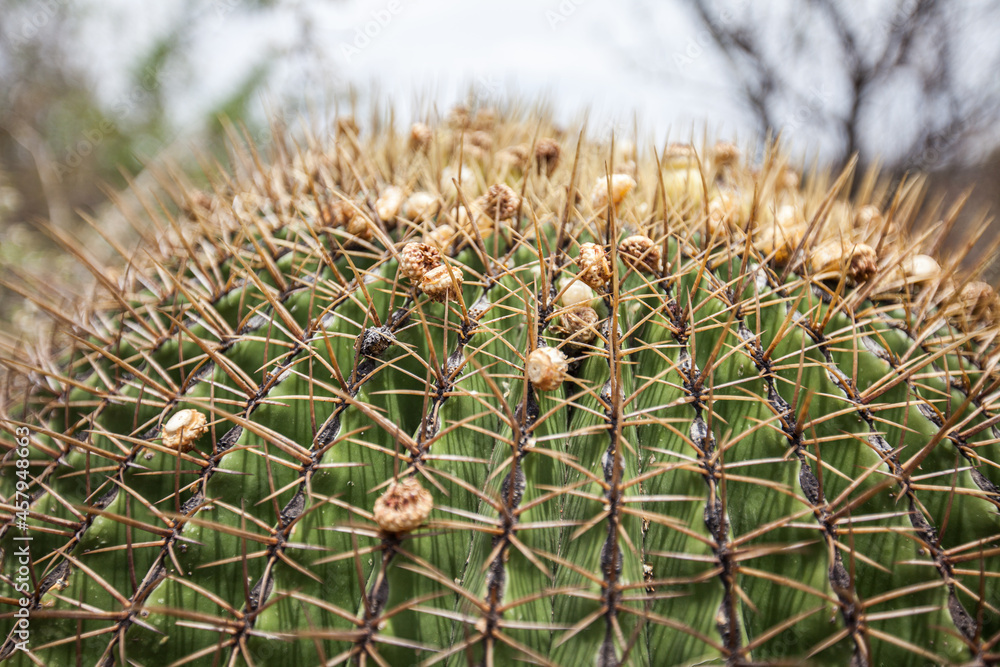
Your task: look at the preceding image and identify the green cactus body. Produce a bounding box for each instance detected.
[2,111,999,666]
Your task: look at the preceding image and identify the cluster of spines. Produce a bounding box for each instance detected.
[1,104,999,666]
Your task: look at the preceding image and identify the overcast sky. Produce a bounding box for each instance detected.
[70,0,1000,167]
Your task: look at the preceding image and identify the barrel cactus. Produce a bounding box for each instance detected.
[2,106,999,666]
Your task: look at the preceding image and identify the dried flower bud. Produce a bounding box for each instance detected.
[558,306,600,346]
[480,184,520,221]
[420,264,464,302]
[590,174,636,211]
[373,476,433,534]
[322,199,356,228]
[710,141,740,168]
[960,281,998,322]
[376,186,405,223]
[473,107,497,131]
[809,241,878,284]
[497,144,530,170]
[400,242,442,282]
[561,279,597,308]
[663,143,697,170]
[535,138,561,176]
[409,123,432,152]
[776,167,800,192]
[424,224,456,252]
[662,167,703,206]
[577,242,612,290]
[904,254,940,283]
[526,346,569,392]
[441,165,474,194]
[468,131,493,151]
[854,205,883,231]
[754,205,805,265]
[448,105,470,130]
[401,192,440,222]
[618,235,661,274]
[345,213,372,240]
[162,409,208,452]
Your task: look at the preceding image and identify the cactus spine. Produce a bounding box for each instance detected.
[2,107,999,666]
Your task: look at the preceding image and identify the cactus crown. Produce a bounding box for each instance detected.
[2,105,1000,666]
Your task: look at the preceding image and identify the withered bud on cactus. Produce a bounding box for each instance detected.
[577,242,612,290]
[423,223,456,252]
[322,199,356,228]
[535,138,561,176]
[401,192,440,222]
[479,183,520,221]
[420,264,464,302]
[960,281,999,322]
[376,186,405,223]
[809,241,879,284]
[560,278,597,308]
[526,346,569,391]
[497,143,530,170]
[590,174,636,211]
[373,476,433,534]
[556,305,600,346]
[472,107,498,131]
[905,254,941,283]
[162,410,208,452]
[710,141,740,168]
[448,104,470,130]
[618,235,661,274]
[663,142,697,169]
[468,131,493,151]
[409,122,433,152]
[400,242,442,283]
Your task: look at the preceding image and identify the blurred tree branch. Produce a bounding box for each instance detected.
[681,0,1000,173]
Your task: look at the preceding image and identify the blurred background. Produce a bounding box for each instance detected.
[2,0,1000,328]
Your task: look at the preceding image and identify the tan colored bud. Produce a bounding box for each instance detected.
[162,410,208,452]
[618,235,661,273]
[322,199,355,228]
[662,167,703,206]
[904,254,940,283]
[754,205,806,265]
[480,184,520,221]
[423,224,456,252]
[590,174,636,211]
[960,281,998,322]
[472,107,498,131]
[376,186,405,223]
[663,143,697,170]
[345,213,372,240]
[401,192,440,222]
[468,131,493,151]
[441,165,474,194]
[577,242,612,290]
[526,347,569,392]
[809,241,878,284]
[409,122,432,152]
[561,279,597,308]
[497,144,531,170]
[558,306,600,345]
[535,138,561,176]
[448,105,470,130]
[400,242,442,282]
[373,476,433,534]
[710,141,740,168]
[420,264,464,302]
[776,166,801,192]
